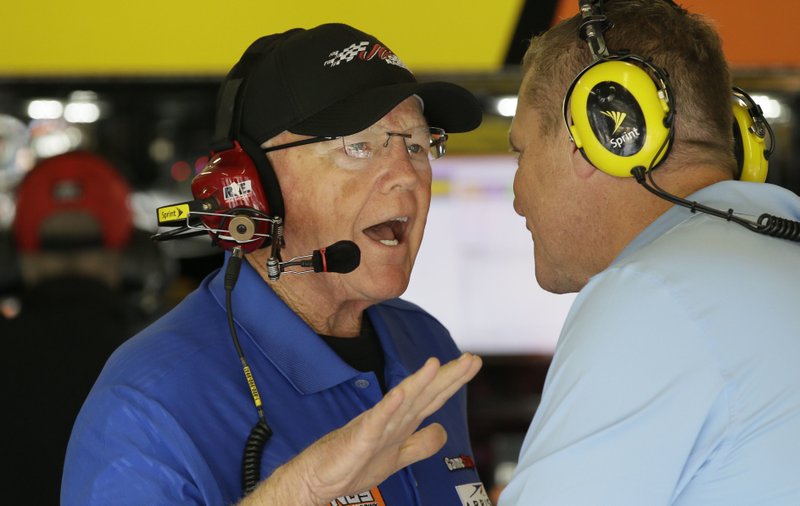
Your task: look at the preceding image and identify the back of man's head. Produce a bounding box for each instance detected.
[522,0,735,175]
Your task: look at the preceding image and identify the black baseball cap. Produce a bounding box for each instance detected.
[219,23,483,144]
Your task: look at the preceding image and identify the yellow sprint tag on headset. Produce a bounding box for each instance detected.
[157,203,190,224]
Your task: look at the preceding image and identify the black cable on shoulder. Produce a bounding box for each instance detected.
[224,247,273,496]
[631,167,800,242]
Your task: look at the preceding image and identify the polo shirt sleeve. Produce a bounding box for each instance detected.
[62,385,218,506]
[499,266,731,505]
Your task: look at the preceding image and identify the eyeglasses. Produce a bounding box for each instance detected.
[262,126,448,169]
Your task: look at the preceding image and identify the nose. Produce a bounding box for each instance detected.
[377,136,423,193]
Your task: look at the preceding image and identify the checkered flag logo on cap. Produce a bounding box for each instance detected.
[324,41,370,67]
[323,40,408,70]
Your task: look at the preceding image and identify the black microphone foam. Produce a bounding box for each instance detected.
[311,240,361,274]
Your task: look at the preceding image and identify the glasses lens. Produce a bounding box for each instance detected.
[339,126,448,166]
[402,127,448,161]
[342,137,373,159]
[429,128,447,160]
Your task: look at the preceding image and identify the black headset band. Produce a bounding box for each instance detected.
[212,48,286,221]
[214,78,243,143]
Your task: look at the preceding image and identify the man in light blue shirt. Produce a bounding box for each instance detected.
[501,180,800,504]
[501,0,800,503]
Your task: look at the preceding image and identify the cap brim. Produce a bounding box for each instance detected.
[289,81,482,137]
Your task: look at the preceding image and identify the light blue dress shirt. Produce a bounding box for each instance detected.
[501,181,800,505]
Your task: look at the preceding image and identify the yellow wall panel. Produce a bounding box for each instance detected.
[2,0,524,75]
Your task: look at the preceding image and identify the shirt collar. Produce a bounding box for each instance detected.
[610,179,798,266]
[611,181,731,266]
[207,254,360,395]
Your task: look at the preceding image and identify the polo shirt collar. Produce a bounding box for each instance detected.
[207,255,406,395]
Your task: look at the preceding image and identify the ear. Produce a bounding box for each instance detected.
[571,145,598,181]
[560,118,596,181]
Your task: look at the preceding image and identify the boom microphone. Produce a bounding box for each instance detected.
[269,240,361,280]
[310,240,361,274]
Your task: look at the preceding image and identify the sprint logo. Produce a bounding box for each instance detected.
[157,203,189,224]
[600,110,641,150]
[600,110,626,135]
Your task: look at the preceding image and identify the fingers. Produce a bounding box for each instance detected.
[395,356,443,397]
[283,354,480,505]
[431,353,483,398]
[401,353,483,421]
[351,386,405,442]
[401,353,480,406]
[425,354,482,414]
[343,353,482,452]
[395,423,448,469]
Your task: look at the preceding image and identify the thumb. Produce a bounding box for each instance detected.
[396,423,448,469]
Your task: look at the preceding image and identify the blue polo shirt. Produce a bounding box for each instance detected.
[62,258,487,505]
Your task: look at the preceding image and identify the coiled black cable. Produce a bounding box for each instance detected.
[224,247,274,497]
[632,166,800,243]
[242,420,273,495]
[757,213,800,241]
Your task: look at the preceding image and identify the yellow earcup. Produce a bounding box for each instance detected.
[566,59,672,177]
[732,91,770,183]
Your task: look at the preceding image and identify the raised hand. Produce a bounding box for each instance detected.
[241,353,483,505]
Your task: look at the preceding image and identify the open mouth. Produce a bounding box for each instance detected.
[362,216,409,246]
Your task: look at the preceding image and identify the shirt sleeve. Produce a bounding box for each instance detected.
[62,385,218,506]
[500,266,732,506]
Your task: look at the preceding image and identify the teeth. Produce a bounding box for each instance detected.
[363,216,407,246]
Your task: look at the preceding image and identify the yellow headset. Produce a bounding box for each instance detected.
[563,1,674,178]
[564,0,772,182]
[732,86,774,182]
[564,55,673,177]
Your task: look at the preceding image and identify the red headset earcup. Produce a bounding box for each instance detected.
[191,142,272,252]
